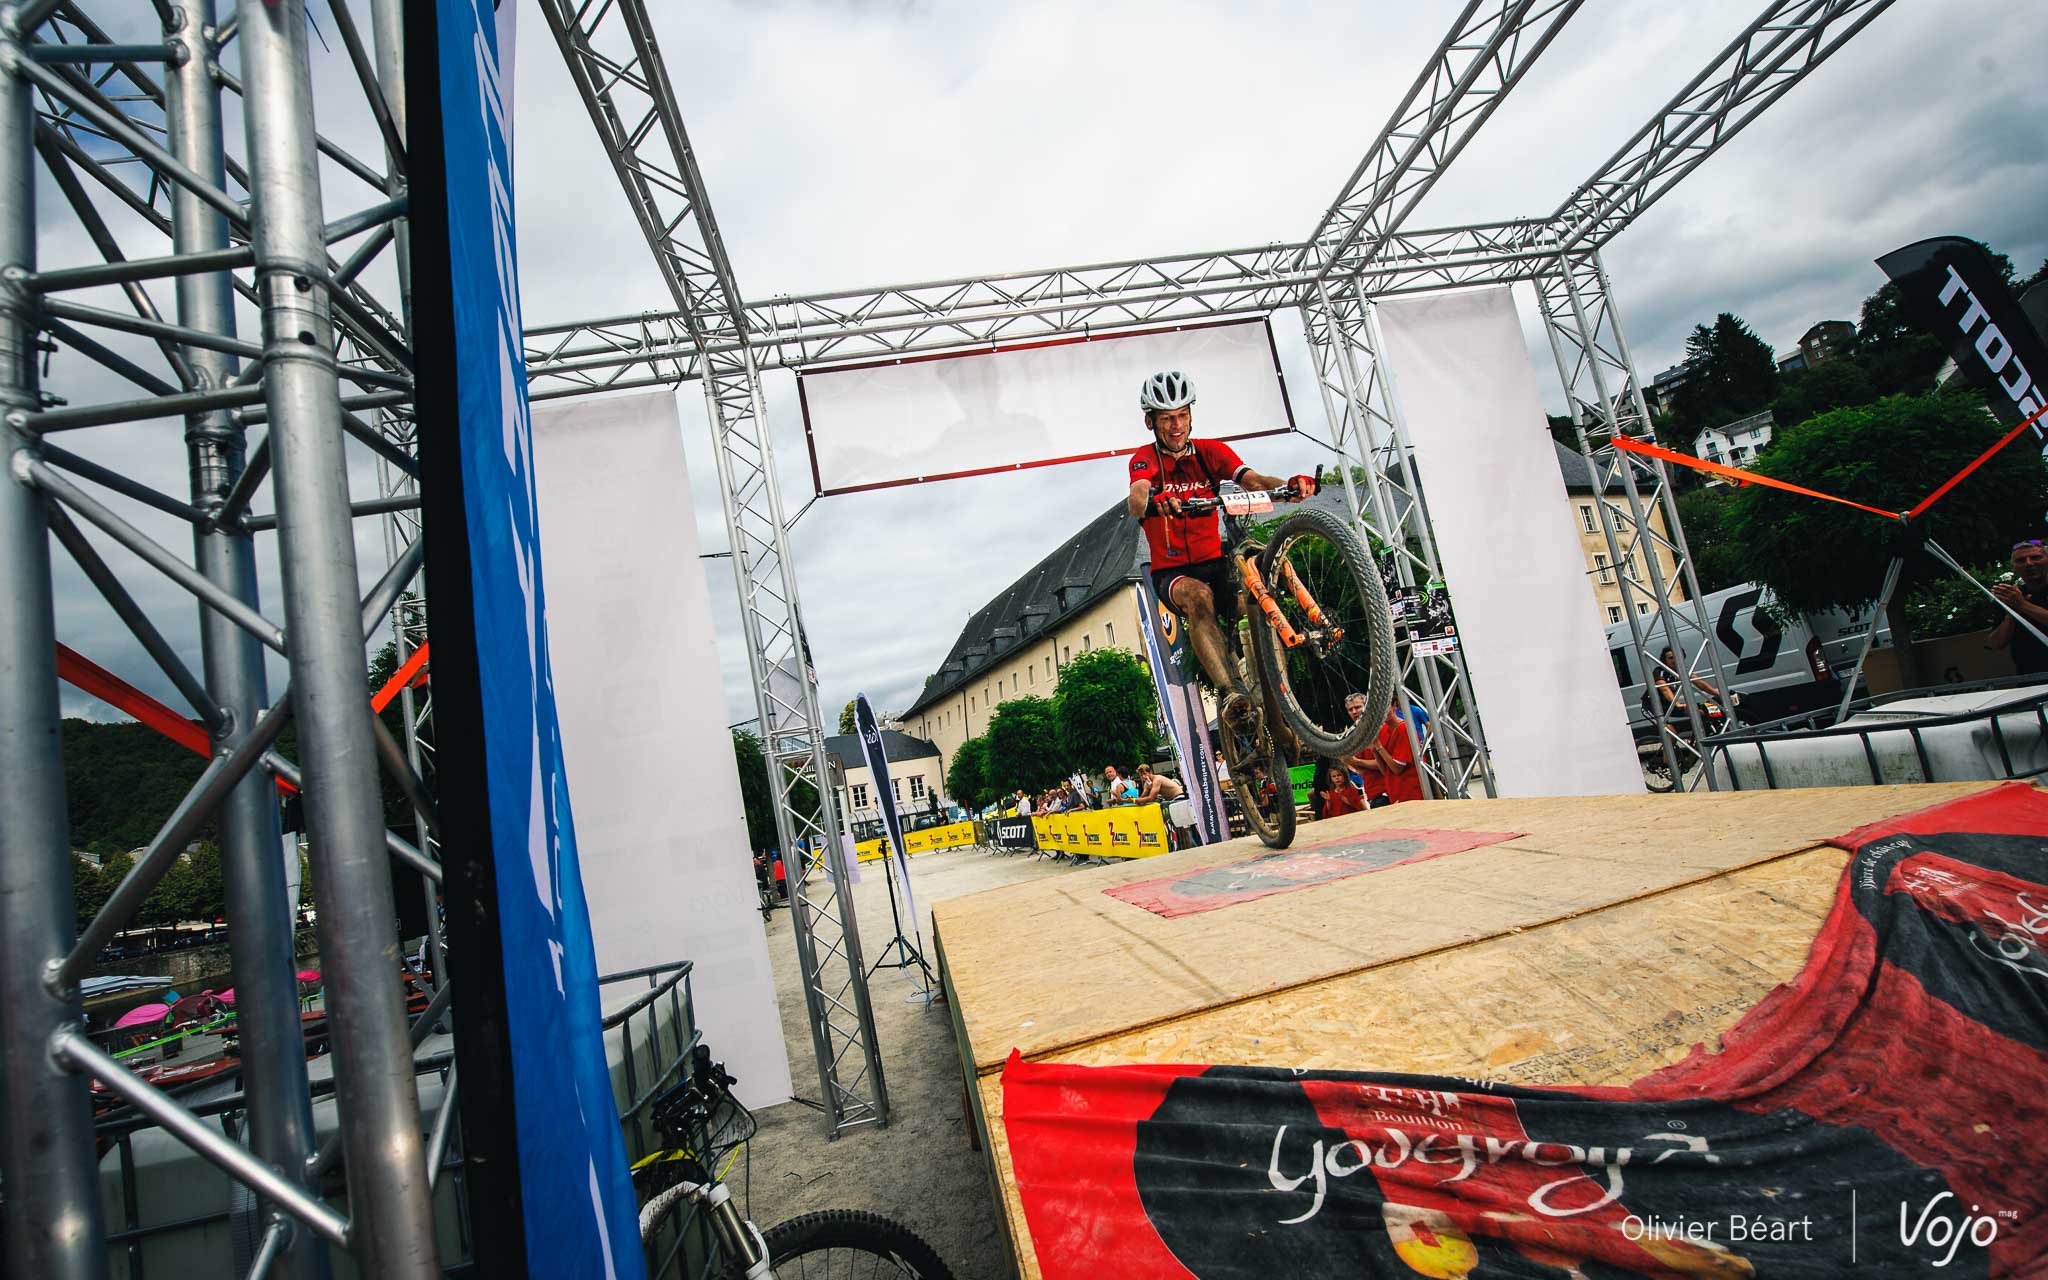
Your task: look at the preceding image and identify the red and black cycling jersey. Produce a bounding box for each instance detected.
[1128,438,1249,571]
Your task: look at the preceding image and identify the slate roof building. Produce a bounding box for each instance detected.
[902,442,1680,774]
[822,729,946,829]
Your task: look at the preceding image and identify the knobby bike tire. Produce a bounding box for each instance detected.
[1229,711,1297,849]
[724,1209,955,1280]
[1254,505,1395,759]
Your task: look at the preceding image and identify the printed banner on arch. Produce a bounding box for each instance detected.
[1003,783,2048,1278]
[798,317,1295,494]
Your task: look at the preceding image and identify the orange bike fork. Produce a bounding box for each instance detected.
[1239,557,1306,648]
[1274,558,1345,642]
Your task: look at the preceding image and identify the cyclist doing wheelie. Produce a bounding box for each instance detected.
[1125,370,1318,725]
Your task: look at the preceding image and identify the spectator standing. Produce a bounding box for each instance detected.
[1102,765,1139,806]
[1988,539,2048,675]
[1372,704,1423,805]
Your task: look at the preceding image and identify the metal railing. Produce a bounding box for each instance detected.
[1705,679,2048,790]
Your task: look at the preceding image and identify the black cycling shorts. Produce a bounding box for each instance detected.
[1152,557,1239,627]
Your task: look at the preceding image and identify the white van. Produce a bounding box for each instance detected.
[1606,583,1843,735]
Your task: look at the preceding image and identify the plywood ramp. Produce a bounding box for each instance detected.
[935,783,1993,1075]
[938,783,2003,1280]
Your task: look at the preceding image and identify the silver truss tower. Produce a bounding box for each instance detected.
[3,0,1905,1268]
[1,1,440,1275]
[536,0,888,1137]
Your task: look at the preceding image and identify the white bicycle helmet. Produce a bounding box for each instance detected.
[1139,370,1196,413]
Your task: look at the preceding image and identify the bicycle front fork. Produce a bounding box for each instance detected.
[706,1181,774,1279]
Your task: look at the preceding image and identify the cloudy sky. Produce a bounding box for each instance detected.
[39,1,2048,743]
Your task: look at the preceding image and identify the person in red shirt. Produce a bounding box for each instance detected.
[1373,704,1425,805]
[1124,371,1316,718]
[1315,759,1366,818]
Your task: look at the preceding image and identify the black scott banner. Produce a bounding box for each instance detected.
[992,815,1039,850]
[1877,237,2048,438]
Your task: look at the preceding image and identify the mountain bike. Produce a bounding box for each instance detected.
[1173,469,1396,847]
[636,1043,954,1279]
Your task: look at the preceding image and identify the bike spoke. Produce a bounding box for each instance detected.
[1269,525,1385,744]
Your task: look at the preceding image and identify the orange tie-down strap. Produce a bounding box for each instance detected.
[1612,399,2048,526]
[57,640,433,794]
[1609,436,1901,520]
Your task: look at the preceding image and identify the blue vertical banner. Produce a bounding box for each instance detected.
[1134,576,1225,843]
[854,694,924,952]
[408,2,643,1276]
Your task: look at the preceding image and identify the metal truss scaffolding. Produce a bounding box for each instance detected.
[536,0,888,1136]
[2,1,442,1276]
[4,0,1902,1270]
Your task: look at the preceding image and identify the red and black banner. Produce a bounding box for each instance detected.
[1878,237,2048,435]
[1005,784,2048,1276]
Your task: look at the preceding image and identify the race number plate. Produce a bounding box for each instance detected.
[1220,490,1273,516]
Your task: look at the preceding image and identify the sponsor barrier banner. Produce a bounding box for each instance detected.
[1879,236,2048,437]
[1096,804,1173,859]
[1135,573,1226,843]
[861,820,979,861]
[409,1,639,1273]
[1107,827,1519,917]
[1003,784,2048,1277]
[992,815,1039,850]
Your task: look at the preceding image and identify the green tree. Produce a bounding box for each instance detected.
[1051,648,1158,775]
[837,699,857,736]
[1722,393,2048,686]
[1772,359,1876,427]
[1672,313,1778,439]
[947,735,993,812]
[983,696,1064,797]
[1901,560,2005,638]
[1673,487,1745,595]
[730,729,776,850]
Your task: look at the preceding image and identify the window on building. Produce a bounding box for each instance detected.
[970,696,975,712]
[1062,646,1070,664]
[1579,504,1595,534]
[1595,553,1613,584]
[891,777,901,800]
[1028,665,1034,686]
[1606,605,1622,624]
[1047,656,1053,677]
[997,679,1003,697]
[910,775,926,800]
[1083,634,1092,651]
[1105,621,1115,646]
[1636,601,1650,616]
[851,782,869,810]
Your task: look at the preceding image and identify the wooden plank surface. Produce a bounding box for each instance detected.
[936,783,1994,1075]
[977,839,1862,1280]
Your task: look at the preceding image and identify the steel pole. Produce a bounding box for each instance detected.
[237,2,439,1274]
[0,9,105,1277]
[166,5,330,1277]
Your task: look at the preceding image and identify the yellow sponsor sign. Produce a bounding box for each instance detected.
[1094,803,1171,859]
[857,819,977,862]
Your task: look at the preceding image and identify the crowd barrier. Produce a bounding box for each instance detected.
[853,819,979,862]
[987,804,1171,859]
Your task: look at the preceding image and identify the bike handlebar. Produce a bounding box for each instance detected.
[1149,463,1323,517]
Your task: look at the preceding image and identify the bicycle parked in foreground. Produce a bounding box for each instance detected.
[635,1043,954,1279]
[1174,467,1396,848]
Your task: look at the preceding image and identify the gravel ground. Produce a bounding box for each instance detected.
[737,845,1087,1280]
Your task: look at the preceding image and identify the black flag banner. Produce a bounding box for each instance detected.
[1877,237,2048,439]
